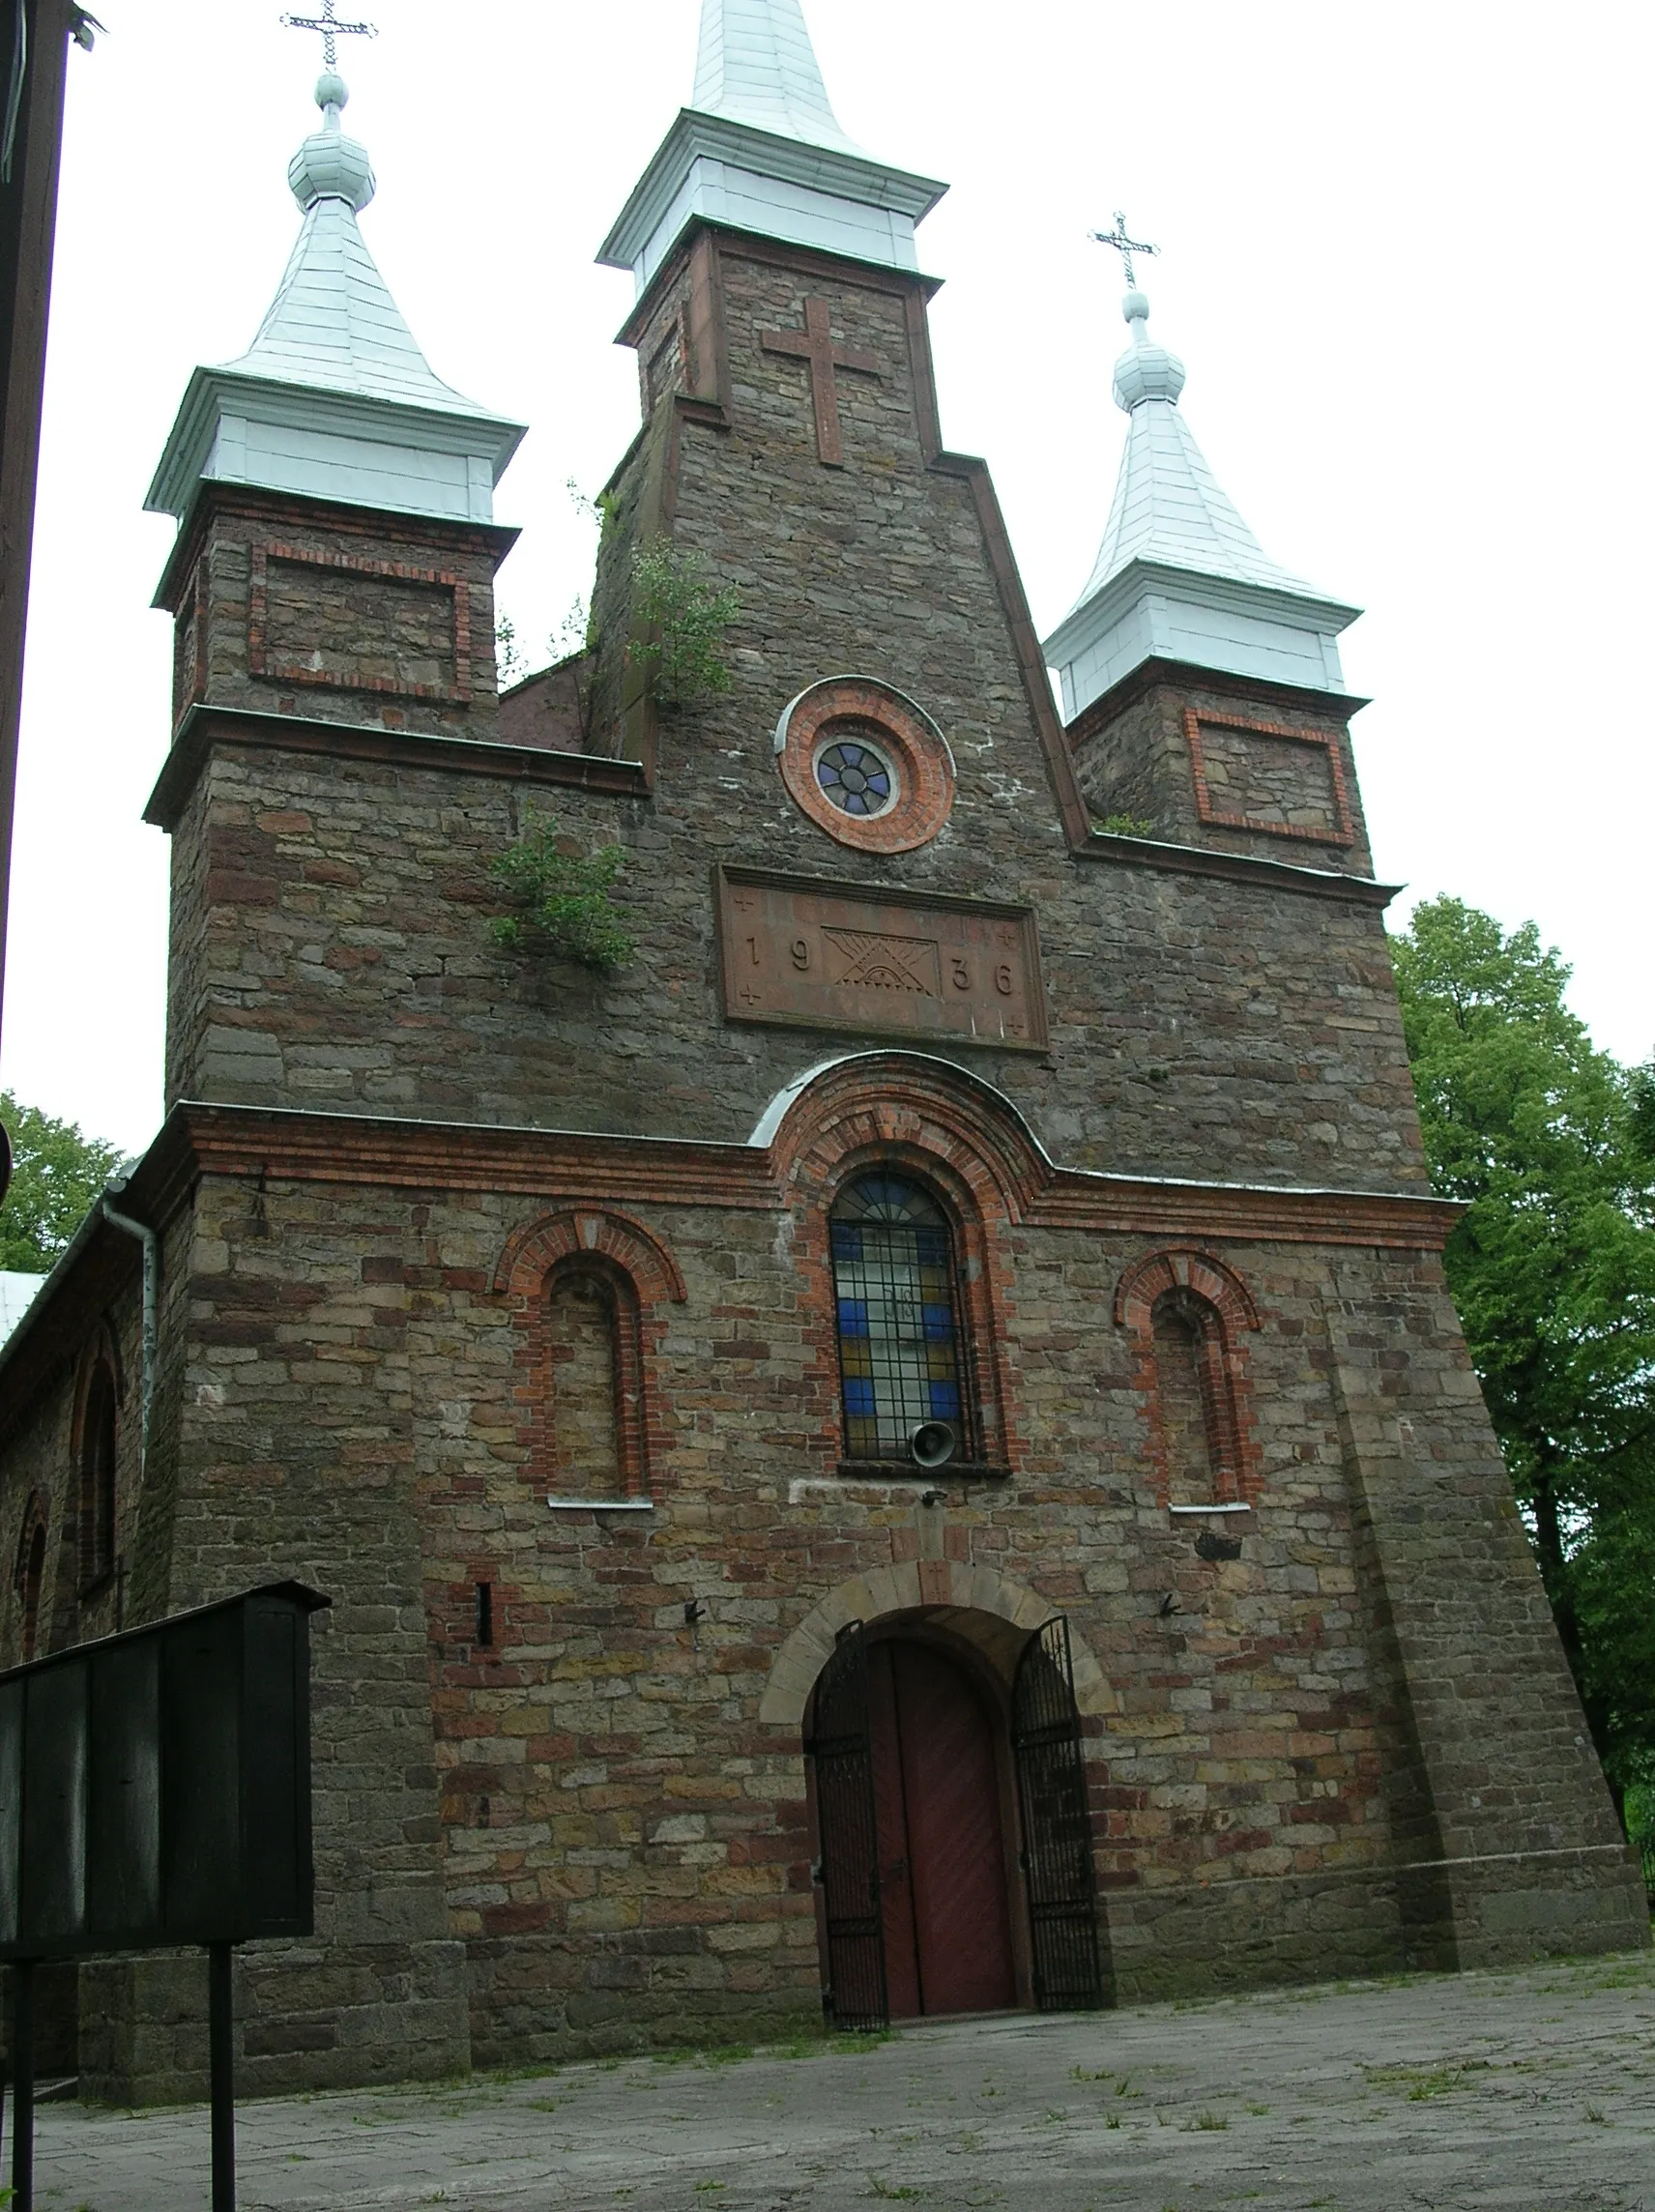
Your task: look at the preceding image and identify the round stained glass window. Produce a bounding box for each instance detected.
[815,732,898,819]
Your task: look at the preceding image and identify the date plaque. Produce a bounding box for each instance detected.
[717,866,1048,1052]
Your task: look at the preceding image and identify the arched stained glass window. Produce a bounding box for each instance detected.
[829,1176,963,1460]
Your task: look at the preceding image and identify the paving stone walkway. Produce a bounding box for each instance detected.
[25,1950,1655,2212]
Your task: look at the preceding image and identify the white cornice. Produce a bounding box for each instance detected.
[598,108,946,284]
[146,365,525,525]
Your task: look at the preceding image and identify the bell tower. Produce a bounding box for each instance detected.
[143,63,524,1112]
[1042,242,1371,876]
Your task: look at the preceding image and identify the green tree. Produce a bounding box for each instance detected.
[0,1092,123,1272]
[1391,897,1655,1803]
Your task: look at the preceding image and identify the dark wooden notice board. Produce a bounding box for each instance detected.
[716,866,1048,1052]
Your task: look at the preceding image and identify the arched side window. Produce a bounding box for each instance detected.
[1116,1249,1262,1507]
[1151,1290,1225,1507]
[829,1175,966,1463]
[78,1361,119,1591]
[545,1259,636,1499]
[14,1493,48,1663]
[492,1208,684,1507]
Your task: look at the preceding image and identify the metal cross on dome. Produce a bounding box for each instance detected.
[1089,211,1159,289]
[280,0,376,72]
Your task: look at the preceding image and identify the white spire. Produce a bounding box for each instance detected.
[690,0,859,151]
[148,74,523,526]
[1043,285,1359,720]
[599,0,945,295]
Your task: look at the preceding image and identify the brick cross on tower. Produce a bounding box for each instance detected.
[760,299,882,467]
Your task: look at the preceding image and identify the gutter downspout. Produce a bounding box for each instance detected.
[102,1195,158,1472]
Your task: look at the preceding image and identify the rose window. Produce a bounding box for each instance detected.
[815,732,897,819]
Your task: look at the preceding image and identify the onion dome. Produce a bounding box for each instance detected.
[147,73,522,526]
[1041,281,1359,718]
[287,72,376,215]
[1111,288,1186,411]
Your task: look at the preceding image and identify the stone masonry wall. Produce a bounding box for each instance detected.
[154,241,1423,1194]
[108,1169,473,2100]
[45,215,1633,2103]
[162,487,507,744]
[1069,673,1374,875]
[118,1141,1640,2078]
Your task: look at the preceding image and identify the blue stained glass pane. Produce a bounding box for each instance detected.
[817,738,896,818]
[830,1172,965,1457]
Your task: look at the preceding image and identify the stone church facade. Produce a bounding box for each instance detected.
[0,0,1644,2100]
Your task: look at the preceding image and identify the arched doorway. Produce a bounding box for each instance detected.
[867,1637,1017,2018]
[805,1612,1104,2028]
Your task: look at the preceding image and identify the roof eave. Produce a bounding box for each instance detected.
[1043,557,1363,668]
[145,365,528,523]
[597,106,948,271]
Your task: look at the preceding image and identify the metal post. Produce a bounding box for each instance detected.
[12,1957,34,2212]
[208,1943,235,2212]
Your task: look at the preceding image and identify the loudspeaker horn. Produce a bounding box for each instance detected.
[909,1420,958,1470]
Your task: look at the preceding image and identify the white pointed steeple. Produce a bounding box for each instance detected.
[148,73,523,526]
[691,0,859,150]
[599,0,945,295]
[1043,283,1359,722]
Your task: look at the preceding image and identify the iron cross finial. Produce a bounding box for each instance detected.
[280,0,377,73]
[1089,211,1159,290]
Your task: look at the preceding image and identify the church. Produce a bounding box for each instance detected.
[0,0,1643,2100]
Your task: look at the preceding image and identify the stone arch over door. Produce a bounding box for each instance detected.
[758,1559,1113,1728]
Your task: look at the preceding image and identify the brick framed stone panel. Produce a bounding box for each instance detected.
[170,557,207,733]
[1185,707,1356,848]
[1068,663,1374,874]
[247,540,475,705]
[151,481,513,743]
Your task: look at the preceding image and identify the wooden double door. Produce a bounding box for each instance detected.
[865,1638,1018,2018]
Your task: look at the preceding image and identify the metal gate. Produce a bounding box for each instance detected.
[1012,1615,1103,2010]
[804,1621,888,2030]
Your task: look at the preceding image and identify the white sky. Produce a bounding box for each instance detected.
[4,0,1651,1156]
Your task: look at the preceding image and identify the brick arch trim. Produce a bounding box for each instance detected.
[757,1559,1114,1728]
[12,1488,46,1596]
[491,1207,687,1304]
[70,1323,124,1595]
[70,1319,125,1447]
[1114,1247,1263,1505]
[759,1052,1052,1223]
[1113,1248,1260,1335]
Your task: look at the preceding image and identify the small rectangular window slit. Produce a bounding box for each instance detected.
[475,1581,494,1648]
